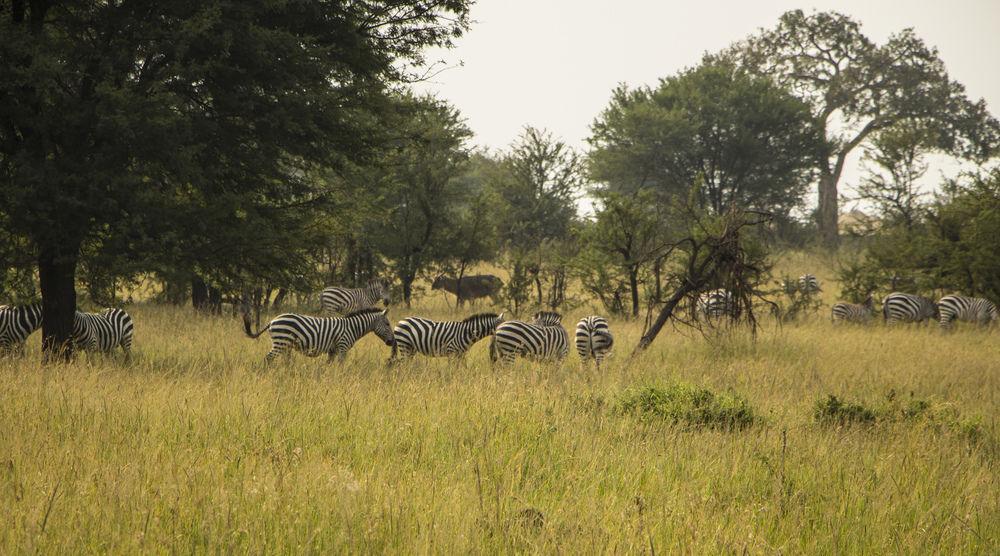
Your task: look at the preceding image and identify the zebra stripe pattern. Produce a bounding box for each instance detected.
[320,279,390,315]
[490,311,569,364]
[831,297,874,324]
[798,274,820,294]
[73,308,135,356]
[937,295,999,329]
[698,289,734,318]
[0,303,43,354]
[244,308,394,363]
[575,315,613,366]
[882,292,938,324]
[392,312,504,358]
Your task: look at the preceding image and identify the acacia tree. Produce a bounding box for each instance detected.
[734,10,1000,246]
[492,127,582,313]
[588,57,821,219]
[371,94,472,306]
[578,189,670,317]
[854,124,931,230]
[0,1,470,357]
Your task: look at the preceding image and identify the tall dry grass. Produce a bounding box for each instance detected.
[0,257,997,553]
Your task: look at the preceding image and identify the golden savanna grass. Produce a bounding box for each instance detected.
[0,254,997,553]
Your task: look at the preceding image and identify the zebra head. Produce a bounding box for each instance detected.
[369,278,390,306]
[532,311,562,326]
[370,308,394,347]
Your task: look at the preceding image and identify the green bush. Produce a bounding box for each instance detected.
[813,394,878,426]
[615,384,758,430]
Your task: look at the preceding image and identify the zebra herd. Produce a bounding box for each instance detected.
[244,306,614,366]
[2,274,997,363]
[0,304,133,357]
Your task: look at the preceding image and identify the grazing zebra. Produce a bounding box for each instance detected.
[575,315,613,366]
[0,303,43,355]
[73,308,135,357]
[391,312,504,359]
[798,274,821,294]
[831,297,874,324]
[697,289,734,318]
[937,295,999,329]
[490,311,569,364]
[320,279,390,315]
[243,308,394,363]
[882,292,938,325]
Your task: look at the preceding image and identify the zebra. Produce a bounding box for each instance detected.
[72,308,135,357]
[320,279,390,315]
[882,292,938,325]
[243,307,394,363]
[490,311,569,364]
[937,295,999,329]
[798,274,821,294]
[391,312,505,359]
[831,296,874,324]
[575,315,613,366]
[0,303,43,355]
[697,289,734,318]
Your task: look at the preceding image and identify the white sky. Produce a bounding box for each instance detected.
[414,0,1000,212]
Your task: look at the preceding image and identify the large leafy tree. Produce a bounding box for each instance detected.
[370,94,472,306]
[734,10,1000,246]
[588,57,821,218]
[0,1,470,356]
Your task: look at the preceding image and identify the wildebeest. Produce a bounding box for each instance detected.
[431,274,504,306]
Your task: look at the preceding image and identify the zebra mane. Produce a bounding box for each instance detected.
[462,312,498,323]
[344,307,384,318]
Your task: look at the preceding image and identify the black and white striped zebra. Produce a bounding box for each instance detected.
[490,311,569,364]
[73,308,135,357]
[575,315,613,366]
[391,312,504,359]
[243,308,394,363]
[937,295,999,329]
[0,303,42,355]
[798,274,821,294]
[320,279,390,315]
[831,297,874,324]
[697,289,734,318]
[882,292,938,325]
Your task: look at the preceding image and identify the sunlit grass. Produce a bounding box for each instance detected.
[0,265,997,552]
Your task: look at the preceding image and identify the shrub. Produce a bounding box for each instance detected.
[615,384,757,430]
[813,394,877,426]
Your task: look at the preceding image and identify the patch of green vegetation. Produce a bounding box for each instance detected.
[813,394,877,426]
[615,384,758,430]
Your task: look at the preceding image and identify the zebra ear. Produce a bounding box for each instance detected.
[498,312,505,320]
[381,308,388,316]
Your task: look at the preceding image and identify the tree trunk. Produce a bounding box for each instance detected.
[629,267,640,318]
[456,263,467,311]
[402,275,413,308]
[817,173,840,248]
[633,282,699,354]
[191,277,209,311]
[273,288,288,309]
[38,244,79,361]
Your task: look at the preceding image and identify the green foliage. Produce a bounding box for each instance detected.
[772,274,822,322]
[813,395,877,426]
[615,384,758,430]
[588,56,821,219]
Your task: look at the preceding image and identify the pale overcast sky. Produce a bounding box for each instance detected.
[414,0,1000,210]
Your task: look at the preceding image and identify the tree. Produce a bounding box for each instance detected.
[0,1,471,357]
[371,94,472,306]
[735,10,1000,246]
[578,189,670,317]
[853,124,931,230]
[491,127,582,313]
[588,57,822,219]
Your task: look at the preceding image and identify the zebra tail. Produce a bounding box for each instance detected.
[242,312,269,339]
[488,335,498,363]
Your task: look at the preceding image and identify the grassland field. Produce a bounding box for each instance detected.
[0,252,997,553]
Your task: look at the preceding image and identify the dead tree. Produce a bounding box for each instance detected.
[634,208,774,354]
